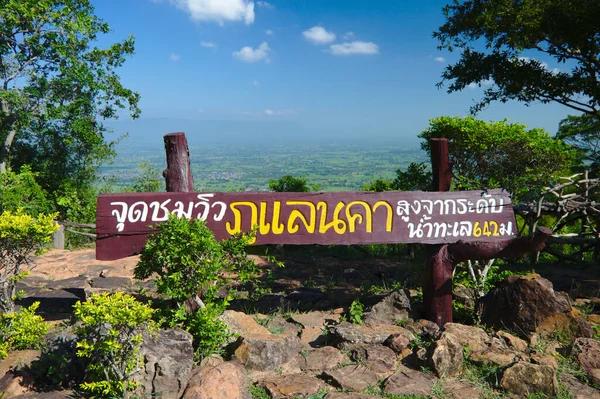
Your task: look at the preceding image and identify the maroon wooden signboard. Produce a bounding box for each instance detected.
[96,189,515,260]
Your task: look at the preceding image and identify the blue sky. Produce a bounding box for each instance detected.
[93,0,573,142]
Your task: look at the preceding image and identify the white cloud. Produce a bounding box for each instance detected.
[170,53,181,61]
[168,0,255,25]
[264,109,297,116]
[468,78,494,89]
[303,26,336,45]
[265,29,274,35]
[329,41,379,56]
[256,1,274,8]
[342,31,355,40]
[250,80,260,86]
[233,42,271,63]
[434,56,445,63]
[200,41,217,48]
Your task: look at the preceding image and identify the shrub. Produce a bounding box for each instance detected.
[0,209,58,312]
[349,299,364,325]
[135,214,258,307]
[0,302,47,360]
[135,215,259,359]
[73,292,156,399]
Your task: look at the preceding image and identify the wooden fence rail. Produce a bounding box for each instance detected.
[52,221,97,249]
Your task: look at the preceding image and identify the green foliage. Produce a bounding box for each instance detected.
[269,174,320,192]
[0,166,51,216]
[363,162,431,192]
[0,302,48,360]
[349,298,364,325]
[0,0,140,222]
[557,113,600,175]
[135,215,260,360]
[73,292,156,399]
[168,302,231,361]
[435,0,600,117]
[0,209,58,312]
[136,214,258,305]
[419,116,575,201]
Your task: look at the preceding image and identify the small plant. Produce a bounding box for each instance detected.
[73,292,156,399]
[135,215,262,360]
[0,302,47,360]
[0,209,58,312]
[349,298,365,325]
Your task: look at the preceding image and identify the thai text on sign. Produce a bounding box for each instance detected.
[96,189,515,260]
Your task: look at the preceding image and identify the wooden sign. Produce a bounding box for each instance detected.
[96,189,515,260]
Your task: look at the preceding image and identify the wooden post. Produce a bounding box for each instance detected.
[424,138,454,327]
[163,132,194,192]
[52,222,65,250]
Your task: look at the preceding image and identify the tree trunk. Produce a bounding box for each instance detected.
[0,99,16,173]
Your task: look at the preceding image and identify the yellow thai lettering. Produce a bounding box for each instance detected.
[226,202,258,243]
[286,201,317,233]
[317,201,347,234]
[373,201,393,232]
[345,201,372,233]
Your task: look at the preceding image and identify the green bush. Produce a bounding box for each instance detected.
[0,166,52,216]
[0,302,48,360]
[0,209,58,312]
[73,292,156,399]
[135,214,258,307]
[135,215,259,359]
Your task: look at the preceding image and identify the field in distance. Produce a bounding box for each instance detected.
[100,140,427,192]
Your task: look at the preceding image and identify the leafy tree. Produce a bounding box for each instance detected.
[363,162,431,192]
[434,0,600,117]
[419,116,575,200]
[557,114,600,173]
[0,166,51,215]
[269,175,320,192]
[0,0,140,214]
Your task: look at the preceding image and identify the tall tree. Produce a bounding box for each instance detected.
[0,0,140,192]
[434,0,600,117]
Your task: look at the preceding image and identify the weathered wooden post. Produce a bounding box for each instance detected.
[423,138,454,326]
[422,138,552,327]
[163,132,194,192]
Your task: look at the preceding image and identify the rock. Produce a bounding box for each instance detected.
[136,328,195,399]
[199,354,224,368]
[324,394,380,399]
[260,374,326,399]
[500,361,558,396]
[300,347,346,372]
[11,392,75,399]
[17,289,85,313]
[45,276,90,291]
[286,288,329,310]
[0,350,40,377]
[443,323,490,353]
[403,319,440,338]
[290,311,340,328]
[349,344,397,374]
[383,367,438,396]
[323,365,379,391]
[264,316,301,336]
[430,332,463,377]
[0,371,35,398]
[221,310,271,337]
[384,333,411,354]
[497,331,528,353]
[480,274,589,337]
[88,276,133,291]
[363,290,411,326]
[453,283,475,309]
[442,380,481,399]
[331,322,414,345]
[233,334,302,371]
[572,338,600,385]
[299,326,328,348]
[182,361,250,399]
[559,373,600,399]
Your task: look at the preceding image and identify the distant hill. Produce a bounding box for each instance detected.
[105,118,422,149]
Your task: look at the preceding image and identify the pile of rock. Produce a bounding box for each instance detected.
[2,274,600,399]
